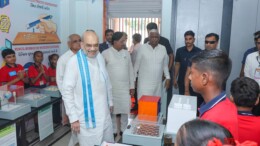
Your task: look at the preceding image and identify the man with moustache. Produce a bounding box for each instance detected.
[62,30,114,146]
[174,30,201,95]
[56,34,81,145]
[99,29,114,53]
[56,34,81,125]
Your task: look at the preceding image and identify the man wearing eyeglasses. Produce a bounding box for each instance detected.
[240,31,260,77]
[56,34,81,145]
[62,30,114,146]
[174,30,201,95]
[56,34,81,125]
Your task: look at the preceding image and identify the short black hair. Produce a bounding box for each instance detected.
[111,32,123,45]
[1,49,15,58]
[33,51,43,58]
[48,53,59,69]
[254,31,260,41]
[146,22,158,30]
[191,50,232,88]
[48,53,59,62]
[105,29,114,36]
[205,33,219,42]
[132,33,142,43]
[176,119,233,146]
[231,77,259,108]
[184,30,195,37]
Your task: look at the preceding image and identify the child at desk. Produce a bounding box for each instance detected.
[28,51,48,88]
[47,54,59,86]
[0,49,28,86]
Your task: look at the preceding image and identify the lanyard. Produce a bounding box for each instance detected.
[238,111,254,116]
[256,56,260,67]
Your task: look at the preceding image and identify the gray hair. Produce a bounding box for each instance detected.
[67,34,80,42]
[149,29,159,35]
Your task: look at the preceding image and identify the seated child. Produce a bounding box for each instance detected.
[189,49,238,139]
[48,54,59,86]
[28,51,48,88]
[230,77,260,145]
[0,49,27,86]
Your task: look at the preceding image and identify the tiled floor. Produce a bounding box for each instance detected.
[50,115,136,146]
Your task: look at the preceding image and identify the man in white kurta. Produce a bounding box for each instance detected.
[56,34,81,146]
[102,32,135,138]
[62,31,114,146]
[56,34,81,125]
[244,37,260,85]
[134,30,170,99]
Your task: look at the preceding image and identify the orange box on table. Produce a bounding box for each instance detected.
[138,95,160,122]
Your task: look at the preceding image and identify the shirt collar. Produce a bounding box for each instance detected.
[238,111,254,116]
[6,63,17,68]
[199,91,226,117]
[185,46,196,52]
[106,41,112,47]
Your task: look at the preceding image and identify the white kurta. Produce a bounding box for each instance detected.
[102,47,134,114]
[245,51,260,85]
[134,43,170,99]
[62,53,114,146]
[56,49,78,146]
[56,49,75,92]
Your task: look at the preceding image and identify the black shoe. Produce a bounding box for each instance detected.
[120,131,123,136]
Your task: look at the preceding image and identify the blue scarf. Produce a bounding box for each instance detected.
[77,50,96,128]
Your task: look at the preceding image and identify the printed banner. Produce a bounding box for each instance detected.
[0,0,60,68]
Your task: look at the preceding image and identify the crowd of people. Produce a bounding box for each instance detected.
[0,23,260,146]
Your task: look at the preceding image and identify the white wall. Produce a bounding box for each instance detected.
[59,0,103,54]
[227,0,260,95]
[174,0,223,51]
[161,0,172,40]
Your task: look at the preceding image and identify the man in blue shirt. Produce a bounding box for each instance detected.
[174,30,201,95]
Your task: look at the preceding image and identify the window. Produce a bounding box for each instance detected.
[106,0,162,48]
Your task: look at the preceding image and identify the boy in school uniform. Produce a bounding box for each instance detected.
[28,51,48,88]
[230,77,260,145]
[0,49,27,86]
[189,49,238,139]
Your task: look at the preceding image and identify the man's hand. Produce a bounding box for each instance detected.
[110,106,114,113]
[129,89,135,96]
[173,79,178,89]
[71,120,80,134]
[165,79,170,90]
